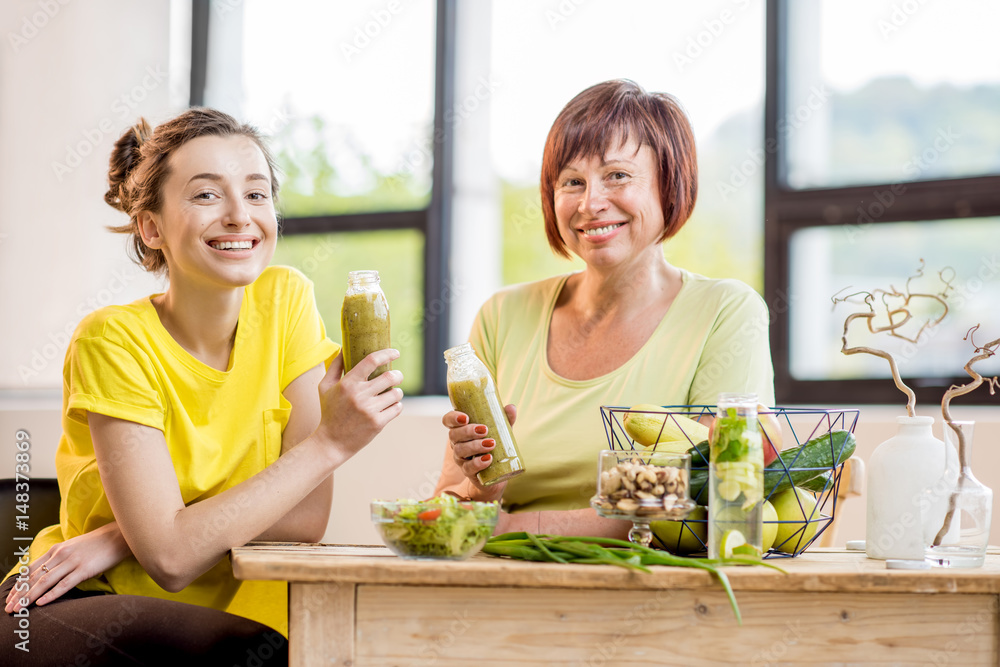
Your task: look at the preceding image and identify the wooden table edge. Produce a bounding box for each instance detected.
[231,544,1000,595]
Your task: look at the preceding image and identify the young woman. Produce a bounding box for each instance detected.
[2,108,403,665]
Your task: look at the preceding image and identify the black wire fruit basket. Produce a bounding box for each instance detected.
[600,405,860,558]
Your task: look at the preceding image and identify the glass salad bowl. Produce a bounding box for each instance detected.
[371,496,499,560]
[590,449,696,547]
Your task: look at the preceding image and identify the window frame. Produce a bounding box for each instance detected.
[764,0,1000,405]
[190,0,455,396]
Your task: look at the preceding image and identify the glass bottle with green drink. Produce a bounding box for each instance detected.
[341,270,391,380]
[444,343,525,486]
[708,393,764,560]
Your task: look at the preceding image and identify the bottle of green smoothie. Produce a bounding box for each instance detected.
[341,270,391,380]
[444,343,525,486]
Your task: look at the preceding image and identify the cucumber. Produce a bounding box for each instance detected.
[763,430,855,499]
[688,430,856,506]
[797,470,834,494]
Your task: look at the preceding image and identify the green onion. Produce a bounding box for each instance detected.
[484,532,787,624]
[526,532,568,563]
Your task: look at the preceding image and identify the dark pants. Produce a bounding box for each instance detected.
[0,574,287,666]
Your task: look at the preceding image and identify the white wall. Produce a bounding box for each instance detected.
[449,0,502,346]
[0,0,175,391]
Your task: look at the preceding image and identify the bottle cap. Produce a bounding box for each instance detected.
[885,559,931,570]
[845,540,866,551]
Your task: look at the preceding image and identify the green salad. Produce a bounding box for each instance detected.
[374,496,499,559]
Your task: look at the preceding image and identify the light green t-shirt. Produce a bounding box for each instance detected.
[468,269,775,513]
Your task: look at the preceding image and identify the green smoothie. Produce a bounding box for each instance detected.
[448,375,524,486]
[341,290,391,380]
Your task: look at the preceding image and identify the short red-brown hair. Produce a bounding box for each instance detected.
[540,80,698,258]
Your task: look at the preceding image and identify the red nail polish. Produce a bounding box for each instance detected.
[483,439,495,448]
[481,454,492,463]
[458,414,468,425]
[474,425,487,436]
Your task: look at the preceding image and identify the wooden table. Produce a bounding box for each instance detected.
[231,543,1000,666]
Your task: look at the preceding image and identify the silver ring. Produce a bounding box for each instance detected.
[41,565,49,573]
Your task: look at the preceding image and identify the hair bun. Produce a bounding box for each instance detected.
[104,118,152,212]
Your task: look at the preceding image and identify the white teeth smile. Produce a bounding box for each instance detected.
[210,240,254,250]
[583,223,624,236]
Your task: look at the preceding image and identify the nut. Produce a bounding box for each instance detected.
[599,458,690,517]
[601,468,622,494]
[638,469,658,486]
[616,498,640,512]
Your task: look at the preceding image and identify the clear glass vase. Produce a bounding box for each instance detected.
[708,393,763,560]
[924,421,992,568]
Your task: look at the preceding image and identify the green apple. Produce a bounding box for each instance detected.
[762,500,778,551]
[770,487,820,553]
[651,506,707,554]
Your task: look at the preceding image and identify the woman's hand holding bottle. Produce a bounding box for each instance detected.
[315,348,404,464]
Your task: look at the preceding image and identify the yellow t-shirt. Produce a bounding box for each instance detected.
[469,269,775,513]
[13,265,338,636]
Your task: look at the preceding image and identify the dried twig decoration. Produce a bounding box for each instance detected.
[831,261,953,416]
[933,326,1000,546]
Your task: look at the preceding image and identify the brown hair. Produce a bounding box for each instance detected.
[105,107,280,274]
[540,80,698,258]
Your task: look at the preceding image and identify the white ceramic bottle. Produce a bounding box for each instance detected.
[866,416,948,560]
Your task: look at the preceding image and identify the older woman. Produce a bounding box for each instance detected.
[435,79,774,537]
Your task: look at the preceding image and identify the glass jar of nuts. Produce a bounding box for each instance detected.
[591,449,696,546]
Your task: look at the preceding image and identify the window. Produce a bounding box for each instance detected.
[490,0,767,291]
[766,0,1000,404]
[194,0,452,394]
